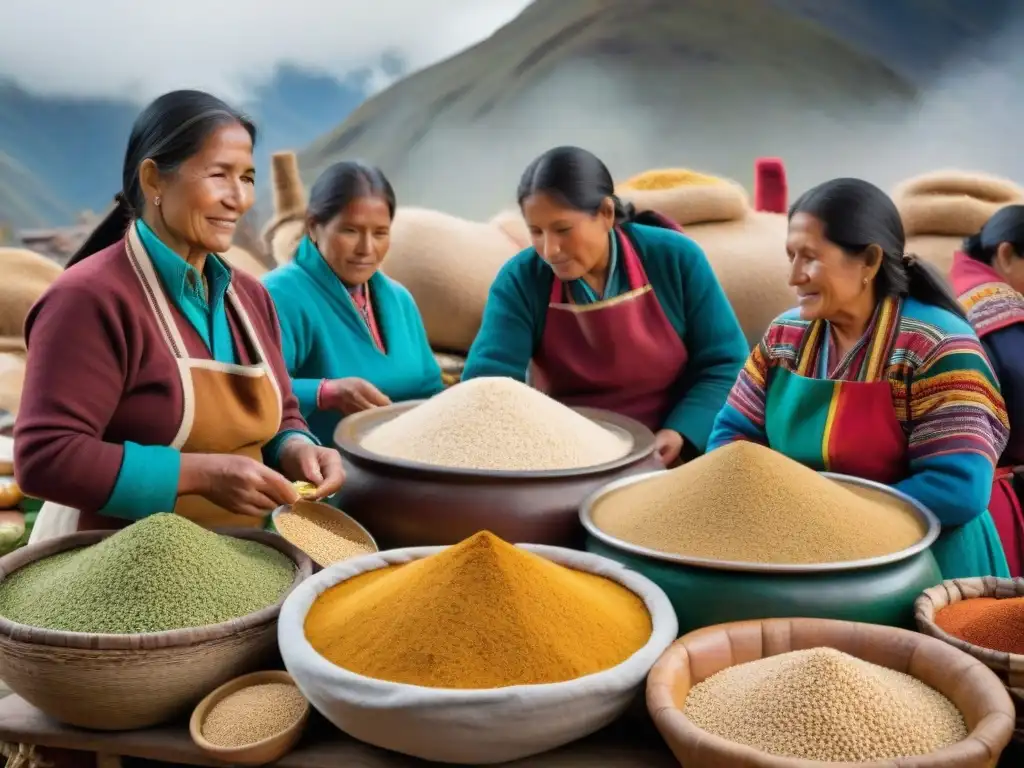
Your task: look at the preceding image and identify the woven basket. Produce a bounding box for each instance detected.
[915,577,1024,748]
[0,527,312,731]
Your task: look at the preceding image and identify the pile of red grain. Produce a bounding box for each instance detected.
[934,596,1024,654]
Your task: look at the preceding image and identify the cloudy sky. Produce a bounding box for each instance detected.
[0,0,534,99]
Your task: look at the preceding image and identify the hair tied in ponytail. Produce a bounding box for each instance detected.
[901,253,918,267]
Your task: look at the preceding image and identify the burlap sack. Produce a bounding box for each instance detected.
[220,245,269,278]
[382,207,521,354]
[617,170,793,347]
[0,248,62,351]
[893,170,1024,276]
[261,152,307,265]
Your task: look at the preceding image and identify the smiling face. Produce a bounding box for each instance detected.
[310,195,393,286]
[521,191,615,281]
[141,122,256,256]
[786,212,880,322]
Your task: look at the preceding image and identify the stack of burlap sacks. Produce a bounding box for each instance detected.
[2,159,1022,423]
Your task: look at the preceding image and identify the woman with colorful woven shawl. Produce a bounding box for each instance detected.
[263,162,443,447]
[463,146,748,467]
[708,177,1010,580]
[948,205,1024,576]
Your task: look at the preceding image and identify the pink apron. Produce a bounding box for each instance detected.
[530,228,688,432]
[950,251,1024,576]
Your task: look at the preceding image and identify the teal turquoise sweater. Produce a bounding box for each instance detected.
[462,223,748,451]
[262,237,444,446]
[101,221,315,519]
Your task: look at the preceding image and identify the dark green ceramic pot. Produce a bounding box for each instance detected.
[581,471,943,636]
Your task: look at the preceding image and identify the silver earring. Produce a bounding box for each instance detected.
[862,277,868,285]
[154,196,161,207]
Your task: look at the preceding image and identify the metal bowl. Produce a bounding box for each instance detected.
[580,471,944,633]
[332,401,661,549]
[581,470,941,574]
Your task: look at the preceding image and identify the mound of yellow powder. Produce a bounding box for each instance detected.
[304,531,652,689]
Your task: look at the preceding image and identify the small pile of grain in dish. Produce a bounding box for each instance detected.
[202,683,307,748]
[936,596,1024,655]
[592,441,924,565]
[304,531,651,688]
[358,377,631,471]
[0,513,295,633]
[684,648,966,761]
[274,501,375,567]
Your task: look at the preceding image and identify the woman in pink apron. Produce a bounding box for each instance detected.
[709,177,1010,580]
[949,205,1024,576]
[15,89,345,546]
[462,146,748,465]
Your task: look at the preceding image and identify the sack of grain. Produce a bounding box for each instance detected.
[0,248,63,352]
[617,166,793,347]
[261,152,307,265]
[489,209,530,250]
[382,208,521,354]
[893,171,1024,276]
[220,245,269,278]
[914,577,1024,746]
[279,542,677,764]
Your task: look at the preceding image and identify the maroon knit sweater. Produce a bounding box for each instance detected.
[14,239,309,513]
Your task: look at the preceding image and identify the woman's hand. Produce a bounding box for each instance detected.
[179,453,299,518]
[654,429,685,467]
[319,377,391,415]
[277,438,346,500]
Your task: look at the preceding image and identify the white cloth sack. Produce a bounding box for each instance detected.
[279,543,678,765]
[27,502,80,545]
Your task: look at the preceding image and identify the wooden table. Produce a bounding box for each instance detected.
[0,695,678,767]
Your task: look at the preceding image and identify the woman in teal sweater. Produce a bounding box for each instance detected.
[462,146,748,465]
[263,162,443,447]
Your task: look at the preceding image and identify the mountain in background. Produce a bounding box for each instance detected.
[299,0,1022,220]
[0,63,379,232]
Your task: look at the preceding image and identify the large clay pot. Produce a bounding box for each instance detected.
[582,471,943,634]
[647,617,1016,768]
[333,402,660,549]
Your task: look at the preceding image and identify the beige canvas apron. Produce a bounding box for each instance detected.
[30,227,283,543]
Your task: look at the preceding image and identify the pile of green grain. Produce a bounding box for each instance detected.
[0,513,295,633]
[359,376,631,471]
[202,682,307,748]
[592,441,924,565]
[683,648,967,761]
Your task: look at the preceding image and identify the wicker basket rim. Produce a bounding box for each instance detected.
[0,526,312,650]
[913,576,1024,668]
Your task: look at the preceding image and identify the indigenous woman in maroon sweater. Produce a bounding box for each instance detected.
[15,90,344,537]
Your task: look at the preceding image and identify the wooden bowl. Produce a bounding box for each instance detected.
[189,670,310,766]
[333,401,661,549]
[647,617,1016,768]
[272,500,379,569]
[0,528,312,730]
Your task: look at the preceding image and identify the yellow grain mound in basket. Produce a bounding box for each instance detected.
[619,168,727,191]
[592,441,924,565]
[359,377,631,471]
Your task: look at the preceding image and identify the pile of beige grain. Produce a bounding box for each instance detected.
[592,441,924,565]
[684,648,966,761]
[274,501,375,566]
[359,377,631,471]
[202,682,307,748]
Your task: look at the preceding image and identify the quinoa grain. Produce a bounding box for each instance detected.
[201,683,307,748]
[275,501,374,566]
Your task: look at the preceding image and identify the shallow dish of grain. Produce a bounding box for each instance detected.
[279,542,678,765]
[333,378,660,549]
[272,500,378,569]
[581,442,942,633]
[190,670,310,766]
[648,618,1015,768]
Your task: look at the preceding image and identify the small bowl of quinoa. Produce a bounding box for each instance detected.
[190,670,310,765]
[271,500,378,570]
